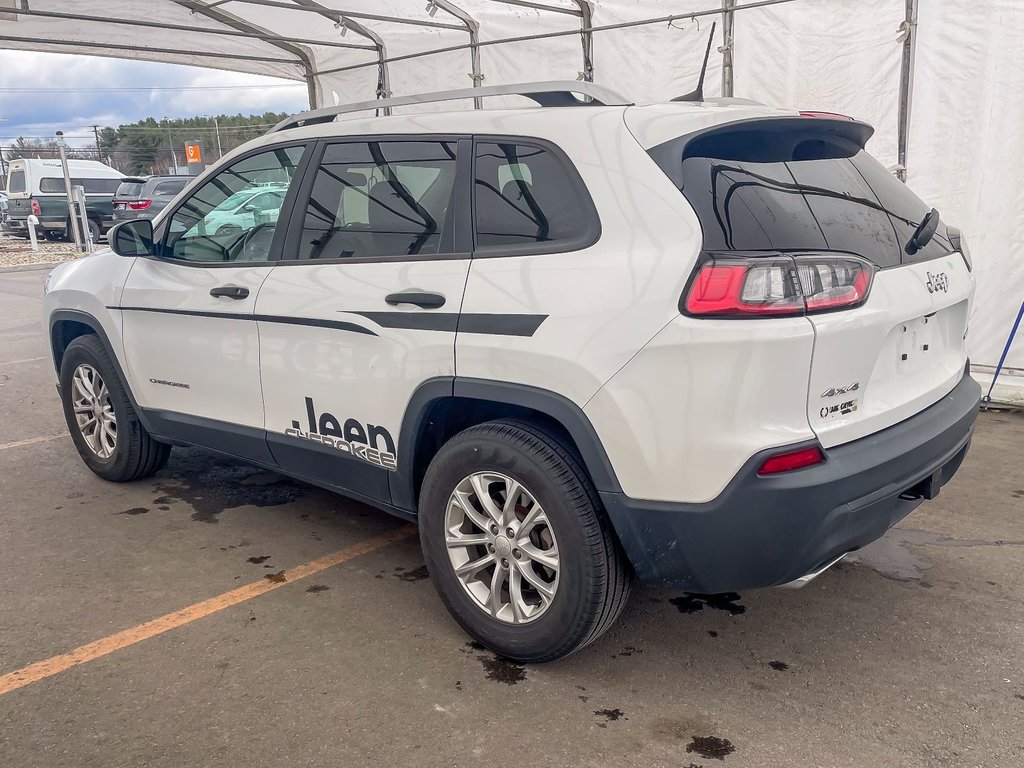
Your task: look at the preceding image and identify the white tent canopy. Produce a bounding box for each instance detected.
[1,0,1021,389]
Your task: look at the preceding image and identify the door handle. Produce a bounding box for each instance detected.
[210,285,249,300]
[384,291,446,309]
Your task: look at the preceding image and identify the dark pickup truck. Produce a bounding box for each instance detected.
[5,160,122,242]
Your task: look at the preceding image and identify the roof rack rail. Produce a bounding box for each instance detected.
[269,81,632,133]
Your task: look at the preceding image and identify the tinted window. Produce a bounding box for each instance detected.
[296,141,457,261]
[117,181,145,198]
[164,145,305,263]
[39,177,120,194]
[8,170,26,194]
[151,179,188,196]
[474,141,593,250]
[659,125,951,267]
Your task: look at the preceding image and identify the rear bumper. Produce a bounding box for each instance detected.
[600,374,981,591]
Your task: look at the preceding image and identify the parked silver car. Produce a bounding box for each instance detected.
[112,175,191,222]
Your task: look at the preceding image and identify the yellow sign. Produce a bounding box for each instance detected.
[185,144,203,164]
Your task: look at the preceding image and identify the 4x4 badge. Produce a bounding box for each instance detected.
[821,382,860,398]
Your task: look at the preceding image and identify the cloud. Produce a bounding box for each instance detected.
[0,51,308,147]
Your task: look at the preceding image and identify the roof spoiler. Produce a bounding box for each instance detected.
[647,116,875,188]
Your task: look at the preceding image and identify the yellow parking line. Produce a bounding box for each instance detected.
[0,526,417,697]
[0,433,68,451]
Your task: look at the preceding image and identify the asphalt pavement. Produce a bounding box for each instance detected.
[2,267,1022,768]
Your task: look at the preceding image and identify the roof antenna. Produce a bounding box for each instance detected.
[672,21,717,103]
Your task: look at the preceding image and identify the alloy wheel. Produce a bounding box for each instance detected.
[71,363,117,459]
[445,472,560,624]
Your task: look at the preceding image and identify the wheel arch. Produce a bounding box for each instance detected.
[390,377,623,513]
[49,309,145,422]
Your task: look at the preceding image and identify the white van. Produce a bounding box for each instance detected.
[6,158,122,241]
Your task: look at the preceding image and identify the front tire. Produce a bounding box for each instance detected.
[59,335,170,481]
[419,420,631,662]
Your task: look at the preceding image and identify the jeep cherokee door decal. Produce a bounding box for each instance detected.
[284,396,398,471]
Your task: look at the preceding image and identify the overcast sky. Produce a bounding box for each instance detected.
[0,50,309,149]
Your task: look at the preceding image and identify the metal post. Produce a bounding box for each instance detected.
[896,0,919,182]
[56,132,83,252]
[575,1,594,82]
[214,117,223,160]
[433,1,483,108]
[721,0,736,97]
[166,123,179,173]
[74,185,93,253]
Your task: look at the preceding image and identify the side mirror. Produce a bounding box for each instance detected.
[110,219,154,257]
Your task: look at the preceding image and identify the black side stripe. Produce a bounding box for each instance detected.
[352,312,546,337]
[111,306,377,336]
[111,306,546,338]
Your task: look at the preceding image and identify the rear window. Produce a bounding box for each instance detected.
[651,122,951,267]
[8,170,25,194]
[39,177,121,194]
[116,181,145,198]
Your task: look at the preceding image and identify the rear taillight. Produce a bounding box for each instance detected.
[684,255,874,318]
[758,446,824,475]
[31,199,40,216]
[126,199,152,210]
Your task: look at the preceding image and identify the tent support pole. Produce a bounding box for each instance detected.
[434,1,483,108]
[896,0,919,182]
[576,2,594,81]
[721,0,736,97]
[286,1,392,114]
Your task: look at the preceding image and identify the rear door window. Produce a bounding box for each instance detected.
[473,140,598,254]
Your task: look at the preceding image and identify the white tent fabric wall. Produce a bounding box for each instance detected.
[0,0,1020,391]
[908,0,1024,380]
[732,0,903,166]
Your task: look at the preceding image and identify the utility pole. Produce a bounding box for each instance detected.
[91,125,101,161]
[214,116,223,160]
[165,120,178,174]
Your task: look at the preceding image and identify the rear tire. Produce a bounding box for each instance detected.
[59,335,170,482]
[87,218,101,244]
[419,419,631,662]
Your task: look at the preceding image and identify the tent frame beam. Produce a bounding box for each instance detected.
[0,34,301,66]
[208,0,466,31]
[7,5,375,51]
[313,0,798,78]
[175,0,321,108]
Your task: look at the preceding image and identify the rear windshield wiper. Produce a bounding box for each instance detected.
[906,208,939,254]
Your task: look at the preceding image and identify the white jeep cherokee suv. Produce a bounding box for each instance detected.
[44,83,980,662]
